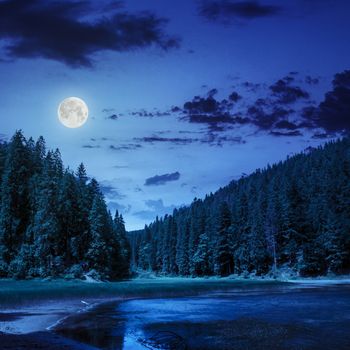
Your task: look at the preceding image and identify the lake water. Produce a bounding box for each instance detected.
[55,281,350,350]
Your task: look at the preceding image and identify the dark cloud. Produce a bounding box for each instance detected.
[305,75,320,85]
[199,0,282,23]
[0,0,179,67]
[241,81,262,92]
[135,136,197,145]
[82,144,101,149]
[184,113,235,125]
[274,120,298,130]
[248,106,293,130]
[180,94,247,132]
[270,79,310,104]
[171,106,182,113]
[333,70,350,88]
[303,70,350,133]
[270,130,302,137]
[110,144,142,151]
[284,75,295,83]
[207,88,218,97]
[183,96,219,114]
[131,109,171,117]
[301,106,317,121]
[246,97,298,131]
[144,172,181,186]
[100,183,126,200]
[228,91,242,102]
[180,81,305,135]
[247,106,275,129]
[107,114,118,120]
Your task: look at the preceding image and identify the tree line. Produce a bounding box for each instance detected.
[0,131,130,279]
[129,138,350,277]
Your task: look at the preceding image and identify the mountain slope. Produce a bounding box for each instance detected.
[129,138,350,277]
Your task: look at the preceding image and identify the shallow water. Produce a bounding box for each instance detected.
[56,282,350,350]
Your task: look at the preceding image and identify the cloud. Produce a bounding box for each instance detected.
[305,75,320,85]
[113,165,129,169]
[202,134,246,146]
[131,109,171,117]
[269,78,310,104]
[100,182,126,200]
[110,144,142,151]
[177,79,307,137]
[133,199,176,220]
[144,171,181,186]
[184,113,235,125]
[270,130,302,137]
[207,88,218,97]
[228,91,242,102]
[302,70,350,133]
[247,105,293,130]
[312,132,331,139]
[0,0,179,67]
[241,81,262,92]
[274,120,298,130]
[180,94,245,132]
[198,0,281,23]
[107,201,131,215]
[102,108,115,113]
[82,144,101,149]
[135,136,197,145]
[107,114,118,120]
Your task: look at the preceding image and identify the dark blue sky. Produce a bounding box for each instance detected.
[1,0,350,229]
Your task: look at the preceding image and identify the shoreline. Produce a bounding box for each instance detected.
[1,276,349,336]
[0,297,120,335]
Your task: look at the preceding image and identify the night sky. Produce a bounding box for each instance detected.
[1,0,350,230]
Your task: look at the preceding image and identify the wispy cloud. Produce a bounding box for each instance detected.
[110,144,142,151]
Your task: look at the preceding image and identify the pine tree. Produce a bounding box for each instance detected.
[130,137,350,278]
[214,202,233,276]
[0,131,32,270]
[86,194,110,275]
[0,132,131,279]
[193,232,210,276]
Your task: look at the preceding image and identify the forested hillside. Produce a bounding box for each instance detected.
[130,138,350,277]
[0,131,130,280]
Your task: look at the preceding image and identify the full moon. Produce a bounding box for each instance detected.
[58,97,88,128]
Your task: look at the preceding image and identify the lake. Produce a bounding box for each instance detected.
[55,281,350,350]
